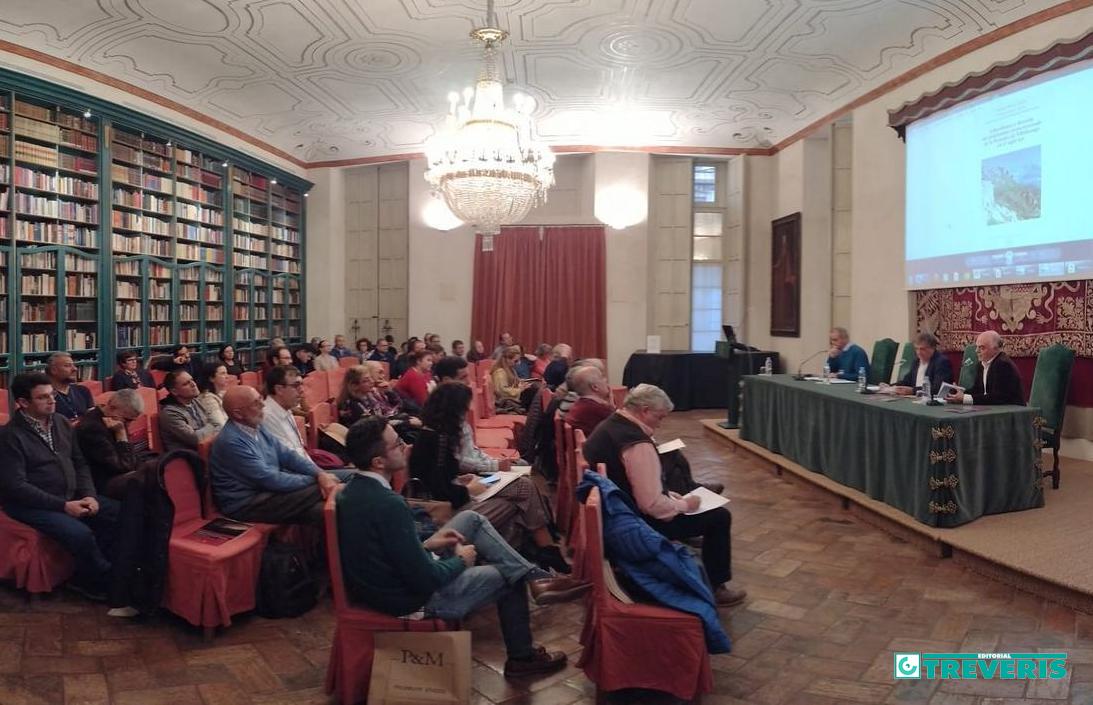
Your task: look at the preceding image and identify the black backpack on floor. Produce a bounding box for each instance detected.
[255,539,317,618]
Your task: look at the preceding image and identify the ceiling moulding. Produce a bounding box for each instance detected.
[888,28,1093,138]
[771,0,1093,153]
[0,37,307,171]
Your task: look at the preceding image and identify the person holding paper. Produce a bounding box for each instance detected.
[409,383,569,573]
[582,384,746,607]
[944,330,1025,406]
[826,327,871,382]
[339,416,589,678]
[889,332,954,396]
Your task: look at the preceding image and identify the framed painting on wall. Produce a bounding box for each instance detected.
[771,212,801,337]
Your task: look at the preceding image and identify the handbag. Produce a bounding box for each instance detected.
[368,630,472,705]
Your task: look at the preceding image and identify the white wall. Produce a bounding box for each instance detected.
[304,167,346,340]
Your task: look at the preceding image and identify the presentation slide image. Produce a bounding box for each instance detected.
[906,238,1093,289]
[982,145,1042,226]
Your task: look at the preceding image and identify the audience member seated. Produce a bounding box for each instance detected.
[512,345,533,379]
[330,334,355,361]
[210,385,344,526]
[826,327,870,381]
[530,344,552,379]
[410,383,568,572]
[47,353,93,422]
[76,389,151,498]
[313,339,339,372]
[292,344,316,377]
[491,346,531,414]
[945,330,1025,406]
[451,339,467,359]
[109,351,155,391]
[269,337,286,350]
[367,337,396,366]
[393,338,425,378]
[0,373,130,608]
[195,362,230,428]
[542,344,573,389]
[353,337,372,361]
[492,332,515,359]
[889,331,954,396]
[217,344,245,377]
[340,417,589,678]
[336,365,421,438]
[395,349,435,408]
[150,344,197,377]
[564,364,615,436]
[582,384,746,606]
[158,370,222,453]
[467,339,488,363]
[425,332,444,352]
[267,345,293,371]
[260,365,311,458]
[362,360,418,418]
[435,356,521,474]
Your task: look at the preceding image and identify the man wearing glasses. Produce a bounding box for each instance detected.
[260,365,313,459]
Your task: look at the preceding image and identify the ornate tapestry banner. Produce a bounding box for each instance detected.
[916,281,1092,406]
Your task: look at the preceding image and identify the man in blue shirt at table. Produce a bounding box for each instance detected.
[826,327,870,381]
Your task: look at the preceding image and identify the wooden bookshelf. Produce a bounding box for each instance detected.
[0,76,308,387]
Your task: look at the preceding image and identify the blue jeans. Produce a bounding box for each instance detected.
[3,496,120,592]
[423,511,550,659]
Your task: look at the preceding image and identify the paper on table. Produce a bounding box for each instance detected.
[682,486,730,515]
[472,466,531,503]
[826,378,855,384]
[656,438,686,454]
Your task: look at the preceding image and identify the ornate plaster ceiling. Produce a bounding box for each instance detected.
[0,0,1069,164]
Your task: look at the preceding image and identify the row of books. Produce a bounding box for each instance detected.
[270,225,300,243]
[149,303,171,319]
[15,221,97,247]
[271,242,299,258]
[14,100,96,133]
[179,283,223,300]
[149,282,170,300]
[176,181,223,206]
[116,281,140,298]
[14,166,99,199]
[20,252,98,272]
[176,243,225,263]
[112,131,170,157]
[233,252,267,269]
[177,202,224,224]
[175,163,222,189]
[271,259,301,274]
[113,210,170,235]
[15,193,98,223]
[20,330,97,352]
[176,222,224,244]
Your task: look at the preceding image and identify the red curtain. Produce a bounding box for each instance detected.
[471,225,606,359]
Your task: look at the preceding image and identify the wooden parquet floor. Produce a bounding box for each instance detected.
[3,410,1092,705]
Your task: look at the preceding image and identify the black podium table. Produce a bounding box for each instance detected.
[622,351,729,410]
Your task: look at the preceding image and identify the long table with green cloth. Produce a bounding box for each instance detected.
[740,375,1044,527]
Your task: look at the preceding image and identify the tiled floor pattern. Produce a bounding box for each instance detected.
[1,410,1089,704]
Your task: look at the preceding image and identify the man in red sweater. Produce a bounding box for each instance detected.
[564,363,614,436]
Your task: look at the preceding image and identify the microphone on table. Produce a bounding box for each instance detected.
[793,349,830,381]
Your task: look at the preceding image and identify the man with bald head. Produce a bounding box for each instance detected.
[944,330,1025,406]
[564,364,614,436]
[209,385,342,526]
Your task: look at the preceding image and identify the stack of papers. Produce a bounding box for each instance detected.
[683,486,730,515]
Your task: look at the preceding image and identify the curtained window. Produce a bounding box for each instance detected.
[471,225,606,359]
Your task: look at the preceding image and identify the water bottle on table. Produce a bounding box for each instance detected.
[822,362,831,384]
[763,356,772,376]
[922,379,932,404]
[857,366,866,393]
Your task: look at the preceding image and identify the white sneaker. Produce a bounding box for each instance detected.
[107,606,140,618]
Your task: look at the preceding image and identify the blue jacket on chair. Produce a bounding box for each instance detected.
[577,470,731,653]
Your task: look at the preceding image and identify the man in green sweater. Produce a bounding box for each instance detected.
[339,416,590,678]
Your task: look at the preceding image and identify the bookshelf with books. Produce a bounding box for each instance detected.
[0,75,308,386]
[15,245,99,379]
[178,261,225,355]
[271,272,302,344]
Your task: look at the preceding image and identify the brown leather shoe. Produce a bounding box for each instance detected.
[528,575,591,605]
[714,585,747,607]
[504,646,568,678]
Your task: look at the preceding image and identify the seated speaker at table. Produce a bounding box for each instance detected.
[944,331,1024,406]
[890,332,954,396]
[826,327,870,381]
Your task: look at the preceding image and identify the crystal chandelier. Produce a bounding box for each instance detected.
[424,0,554,235]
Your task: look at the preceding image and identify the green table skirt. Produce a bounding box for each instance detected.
[740,375,1044,527]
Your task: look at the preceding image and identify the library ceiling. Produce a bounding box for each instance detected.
[0,0,1069,162]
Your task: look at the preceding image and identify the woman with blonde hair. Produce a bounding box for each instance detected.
[336,364,420,439]
[490,345,529,413]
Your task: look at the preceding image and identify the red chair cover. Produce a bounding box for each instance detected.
[553,416,572,533]
[0,412,8,426]
[610,386,628,408]
[338,356,358,368]
[160,455,266,629]
[327,367,347,400]
[240,371,260,390]
[307,402,334,450]
[150,369,167,388]
[78,380,103,397]
[567,429,587,541]
[303,371,331,408]
[323,487,456,705]
[577,487,712,701]
[0,508,74,593]
[148,412,163,453]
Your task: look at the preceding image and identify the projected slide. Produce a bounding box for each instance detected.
[905,60,1093,288]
